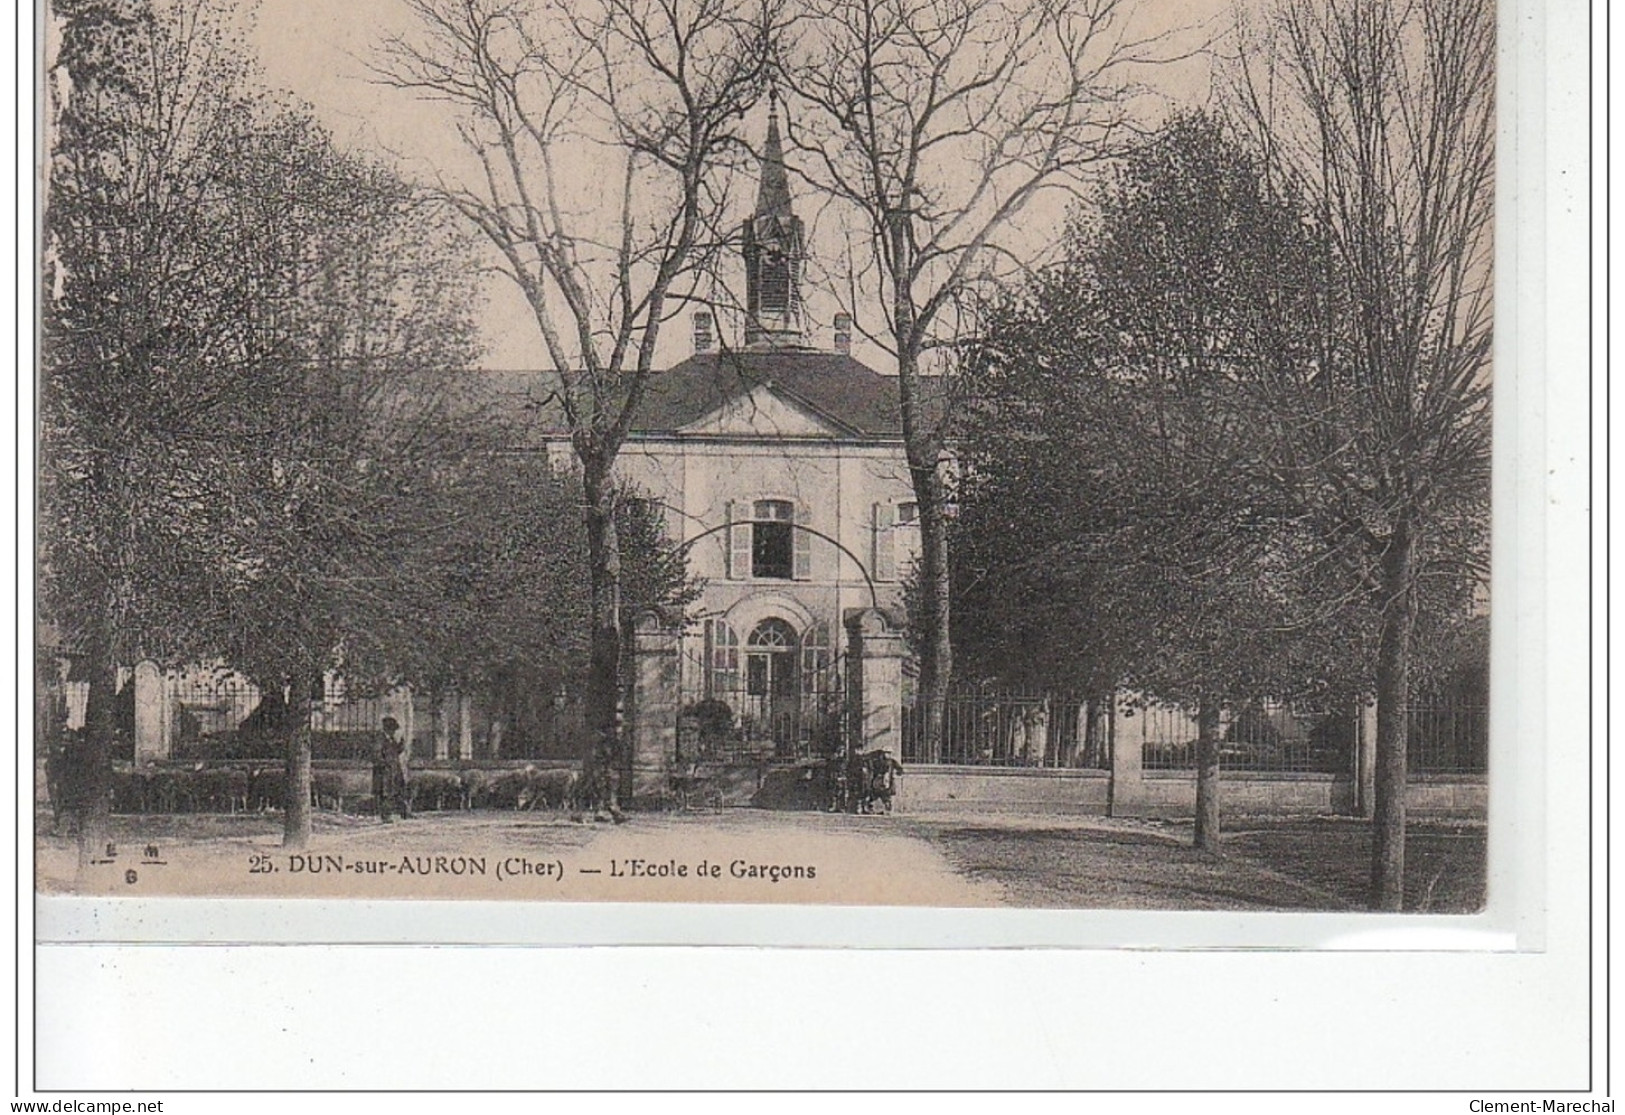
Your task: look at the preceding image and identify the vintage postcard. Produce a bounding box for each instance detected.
[35,0,1499,926]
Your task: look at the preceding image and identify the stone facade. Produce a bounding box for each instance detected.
[533,105,928,762]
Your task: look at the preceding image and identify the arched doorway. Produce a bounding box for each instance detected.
[744,618,799,751]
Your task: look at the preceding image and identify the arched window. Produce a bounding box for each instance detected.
[745,618,799,698]
[747,617,798,648]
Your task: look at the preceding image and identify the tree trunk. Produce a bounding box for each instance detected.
[1194,699,1222,852]
[283,676,313,850]
[581,463,624,816]
[890,226,952,764]
[1369,520,1418,910]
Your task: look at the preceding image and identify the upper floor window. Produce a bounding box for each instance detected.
[751,500,794,580]
[872,500,921,582]
[727,499,811,580]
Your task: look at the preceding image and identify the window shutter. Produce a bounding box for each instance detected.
[872,502,896,582]
[727,500,750,580]
[703,620,717,696]
[793,504,812,580]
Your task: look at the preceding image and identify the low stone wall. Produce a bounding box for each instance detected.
[1141,771,1355,814]
[901,765,1111,814]
[1402,775,1489,816]
[1140,772,1486,817]
[900,765,1486,819]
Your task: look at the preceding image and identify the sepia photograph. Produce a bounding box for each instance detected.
[36,0,1494,918]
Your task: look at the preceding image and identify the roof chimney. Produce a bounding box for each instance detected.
[833,312,853,355]
[693,311,716,354]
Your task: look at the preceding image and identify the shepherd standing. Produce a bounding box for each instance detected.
[374,716,413,822]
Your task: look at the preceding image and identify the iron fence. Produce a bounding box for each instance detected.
[1124,698,1487,776]
[1125,701,1353,774]
[170,674,259,739]
[902,690,1107,768]
[1407,703,1488,774]
[169,674,392,761]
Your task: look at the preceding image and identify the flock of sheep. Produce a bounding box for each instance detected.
[105,764,583,816]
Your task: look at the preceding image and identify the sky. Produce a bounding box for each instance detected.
[246,0,1237,370]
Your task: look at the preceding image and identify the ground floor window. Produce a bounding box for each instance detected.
[744,618,798,699]
[686,614,843,758]
[801,622,832,695]
[704,619,740,697]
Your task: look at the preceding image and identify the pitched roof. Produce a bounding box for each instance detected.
[642,350,907,435]
[476,349,939,442]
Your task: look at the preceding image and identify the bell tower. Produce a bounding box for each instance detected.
[742,87,806,348]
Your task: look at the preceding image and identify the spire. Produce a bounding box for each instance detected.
[754,83,793,222]
[742,84,806,348]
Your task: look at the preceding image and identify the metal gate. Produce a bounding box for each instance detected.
[678,618,846,762]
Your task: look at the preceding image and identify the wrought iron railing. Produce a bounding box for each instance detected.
[902,689,1105,768]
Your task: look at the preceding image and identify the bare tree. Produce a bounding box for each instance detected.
[1234,0,1493,909]
[373,0,778,813]
[781,0,1185,759]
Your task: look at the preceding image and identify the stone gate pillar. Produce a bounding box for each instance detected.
[843,608,906,758]
[628,609,682,805]
[133,660,170,763]
[433,695,452,761]
[1356,699,1378,818]
[458,693,474,762]
[1108,694,1146,818]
